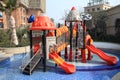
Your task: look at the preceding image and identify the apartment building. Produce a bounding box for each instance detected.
[0,0,46,29]
[0,12,6,29]
[84,0,112,13]
[28,0,46,18]
[84,0,120,35]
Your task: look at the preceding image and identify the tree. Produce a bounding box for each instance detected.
[115,19,120,43]
[0,0,19,28]
[0,0,21,46]
[89,11,108,41]
[115,19,120,36]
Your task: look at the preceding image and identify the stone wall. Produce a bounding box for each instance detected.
[0,46,30,54]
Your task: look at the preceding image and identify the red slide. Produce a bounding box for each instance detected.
[49,52,76,74]
[86,44,117,65]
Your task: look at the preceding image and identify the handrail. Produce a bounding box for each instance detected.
[20,52,30,69]
[30,53,42,72]
[21,49,41,71]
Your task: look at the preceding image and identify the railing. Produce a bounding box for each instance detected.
[29,51,42,72]
[20,52,31,70]
[20,49,41,71]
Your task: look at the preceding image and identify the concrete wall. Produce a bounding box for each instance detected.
[0,46,30,54]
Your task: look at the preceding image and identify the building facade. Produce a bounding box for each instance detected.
[0,12,6,29]
[84,0,120,35]
[84,0,112,30]
[28,0,46,18]
[84,0,112,13]
[0,0,46,29]
[84,0,119,35]
[106,5,120,35]
[84,4,111,13]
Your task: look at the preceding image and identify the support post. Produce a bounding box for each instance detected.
[87,39,92,60]
[58,23,61,57]
[75,22,78,61]
[81,20,87,63]
[87,50,92,60]
[83,20,86,49]
[81,49,86,63]
[64,21,68,60]
[30,30,33,58]
[42,30,46,72]
[69,22,73,61]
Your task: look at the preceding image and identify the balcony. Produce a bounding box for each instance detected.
[29,0,46,13]
[18,0,29,8]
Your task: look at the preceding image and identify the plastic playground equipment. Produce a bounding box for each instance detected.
[21,7,117,75]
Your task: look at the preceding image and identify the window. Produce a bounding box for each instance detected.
[97,7,100,11]
[0,12,3,17]
[0,22,3,28]
[87,9,90,12]
[92,8,95,11]
[24,17,26,21]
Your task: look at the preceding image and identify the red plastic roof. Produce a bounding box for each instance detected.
[30,15,56,30]
[71,6,76,11]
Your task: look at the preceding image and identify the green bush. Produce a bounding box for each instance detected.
[92,34,120,44]
[104,35,116,42]
[0,30,11,47]
[89,29,120,44]
[0,26,30,47]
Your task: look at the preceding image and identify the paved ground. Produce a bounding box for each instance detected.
[93,42,120,50]
[0,46,30,61]
[0,42,120,61]
[112,72,120,80]
[0,42,120,80]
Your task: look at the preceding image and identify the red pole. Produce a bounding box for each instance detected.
[81,49,86,63]
[87,39,92,60]
[87,50,92,60]
[65,47,68,60]
[75,22,78,62]
[75,48,79,62]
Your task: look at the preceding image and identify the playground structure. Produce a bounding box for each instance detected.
[21,7,117,75]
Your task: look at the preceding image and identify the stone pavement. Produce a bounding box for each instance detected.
[112,72,120,80]
[0,50,13,61]
[0,46,30,61]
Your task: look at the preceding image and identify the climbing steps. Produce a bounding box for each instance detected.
[22,49,42,75]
